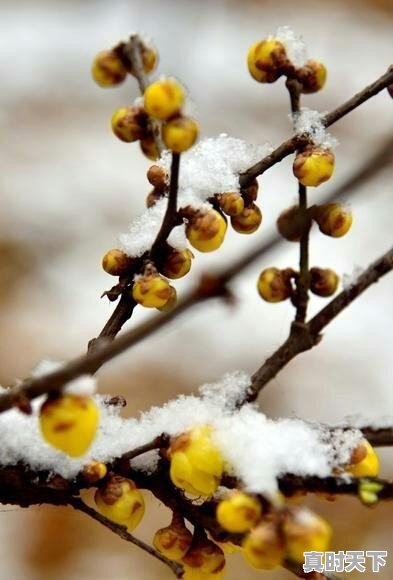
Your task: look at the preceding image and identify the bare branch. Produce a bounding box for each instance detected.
[70,497,183,578]
[246,247,393,402]
[240,66,393,188]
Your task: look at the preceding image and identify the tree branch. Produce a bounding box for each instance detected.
[246,247,393,402]
[239,66,393,188]
[70,497,183,578]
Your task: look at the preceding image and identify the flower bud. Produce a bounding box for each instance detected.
[161,248,193,279]
[144,79,185,120]
[92,50,127,87]
[169,425,224,497]
[216,491,262,533]
[146,188,164,208]
[82,461,108,485]
[277,205,310,242]
[157,285,177,313]
[312,203,352,237]
[132,272,172,309]
[186,209,227,253]
[231,203,262,234]
[140,133,160,160]
[293,146,335,187]
[126,41,158,76]
[147,165,168,190]
[309,267,339,297]
[95,475,145,531]
[102,248,135,276]
[257,267,292,303]
[358,480,383,506]
[283,507,332,563]
[298,60,327,94]
[183,536,226,575]
[242,522,285,570]
[247,39,287,83]
[153,514,193,561]
[347,440,379,478]
[111,106,147,143]
[162,116,199,153]
[39,394,99,457]
[218,192,245,217]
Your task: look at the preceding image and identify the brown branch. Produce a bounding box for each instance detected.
[278,474,393,500]
[150,152,181,258]
[1,248,392,416]
[359,426,393,447]
[122,34,164,155]
[246,247,393,402]
[70,497,183,578]
[239,65,393,188]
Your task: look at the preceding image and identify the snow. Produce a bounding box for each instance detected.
[292,108,338,149]
[338,413,393,430]
[119,135,271,257]
[275,25,308,68]
[0,371,363,496]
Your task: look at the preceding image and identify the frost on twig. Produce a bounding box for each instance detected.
[292,108,339,149]
[119,135,271,257]
[0,370,363,498]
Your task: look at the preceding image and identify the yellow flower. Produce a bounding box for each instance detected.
[293,146,335,187]
[132,273,172,309]
[111,106,147,143]
[313,203,352,237]
[186,209,227,253]
[299,60,327,94]
[218,192,245,217]
[283,507,332,563]
[161,248,194,279]
[347,440,379,478]
[95,475,145,531]
[153,514,192,561]
[216,491,262,533]
[242,522,285,570]
[39,394,99,457]
[92,50,127,87]
[144,79,185,120]
[247,39,286,83]
[102,248,134,276]
[183,536,226,575]
[162,116,199,153]
[230,204,262,234]
[169,426,224,497]
[257,267,292,303]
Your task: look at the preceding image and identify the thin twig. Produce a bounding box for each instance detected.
[286,77,311,323]
[246,247,393,402]
[239,66,393,188]
[278,474,393,500]
[124,34,165,155]
[70,497,183,578]
[1,246,392,415]
[150,152,181,257]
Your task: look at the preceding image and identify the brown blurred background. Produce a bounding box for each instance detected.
[0,0,392,578]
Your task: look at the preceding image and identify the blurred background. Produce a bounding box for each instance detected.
[0,0,392,578]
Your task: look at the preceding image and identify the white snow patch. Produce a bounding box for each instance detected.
[119,135,270,257]
[275,26,308,68]
[292,108,338,149]
[0,371,363,495]
[338,413,393,430]
[342,265,364,290]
